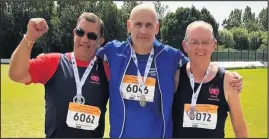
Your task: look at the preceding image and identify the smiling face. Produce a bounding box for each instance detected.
[182,23,217,62]
[72,12,105,61]
[73,17,104,61]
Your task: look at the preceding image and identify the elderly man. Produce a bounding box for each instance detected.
[172,21,248,138]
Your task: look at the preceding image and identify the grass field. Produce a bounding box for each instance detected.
[1,64,268,138]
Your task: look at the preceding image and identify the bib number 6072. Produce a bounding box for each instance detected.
[190,112,211,122]
[73,113,95,124]
[126,84,148,94]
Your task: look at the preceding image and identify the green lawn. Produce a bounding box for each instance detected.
[1,64,267,138]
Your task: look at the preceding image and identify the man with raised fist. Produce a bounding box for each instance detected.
[8,12,109,138]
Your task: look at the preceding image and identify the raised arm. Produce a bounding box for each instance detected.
[9,18,48,83]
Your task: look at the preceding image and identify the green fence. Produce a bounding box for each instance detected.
[211,49,268,62]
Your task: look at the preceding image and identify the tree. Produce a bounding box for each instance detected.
[152,1,169,41]
[160,11,178,46]
[96,1,127,42]
[230,27,249,50]
[200,7,219,40]
[161,6,199,52]
[242,6,259,32]
[161,6,219,55]
[248,31,262,50]
[259,31,268,50]
[222,9,243,29]
[219,29,235,48]
[55,1,98,52]
[121,1,143,36]
[1,1,54,58]
[121,1,142,16]
[258,7,268,31]
[153,1,168,20]
[242,6,255,26]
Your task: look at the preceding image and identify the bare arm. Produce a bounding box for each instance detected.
[9,36,34,83]
[224,71,248,138]
[8,18,48,83]
[230,71,243,93]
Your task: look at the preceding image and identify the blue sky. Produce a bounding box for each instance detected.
[114,1,267,30]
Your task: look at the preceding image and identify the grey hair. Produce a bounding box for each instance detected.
[184,21,216,40]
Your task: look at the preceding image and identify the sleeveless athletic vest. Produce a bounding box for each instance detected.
[44,54,109,138]
[173,64,229,138]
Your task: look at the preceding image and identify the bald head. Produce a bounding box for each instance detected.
[127,3,160,53]
[129,4,158,22]
[184,21,215,41]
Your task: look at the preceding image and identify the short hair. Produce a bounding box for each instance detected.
[184,21,215,40]
[77,12,104,37]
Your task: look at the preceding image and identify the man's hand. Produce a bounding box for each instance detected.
[25,18,49,42]
[230,72,243,93]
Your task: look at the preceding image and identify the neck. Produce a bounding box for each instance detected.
[189,60,211,80]
[73,52,94,62]
[132,43,153,55]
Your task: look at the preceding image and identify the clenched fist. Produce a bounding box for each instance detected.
[25,18,49,42]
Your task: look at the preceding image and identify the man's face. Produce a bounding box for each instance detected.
[127,9,159,48]
[182,27,217,61]
[73,18,104,59]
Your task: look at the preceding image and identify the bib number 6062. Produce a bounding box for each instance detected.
[126,84,148,94]
[73,113,95,124]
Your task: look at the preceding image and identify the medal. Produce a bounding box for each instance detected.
[129,44,154,107]
[188,107,197,119]
[188,63,211,119]
[73,95,85,104]
[71,52,96,105]
[139,95,147,107]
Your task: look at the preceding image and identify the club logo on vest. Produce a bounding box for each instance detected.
[90,73,100,85]
[208,84,220,101]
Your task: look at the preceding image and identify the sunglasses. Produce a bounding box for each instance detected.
[74,28,98,40]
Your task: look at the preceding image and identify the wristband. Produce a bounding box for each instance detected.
[23,34,35,47]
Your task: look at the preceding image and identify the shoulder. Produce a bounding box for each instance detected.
[36,52,61,59]
[223,69,238,100]
[98,40,128,56]
[162,45,179,53]
[162,45,186,57]
[161,45,189,67]
[224,70,235,82]
[31,53,61,63]
[105,40,127,48]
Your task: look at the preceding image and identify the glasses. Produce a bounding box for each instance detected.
[74,28,98,40]
[186,40,214,46]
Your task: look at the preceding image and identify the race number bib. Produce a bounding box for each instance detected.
[121,75,156,102]
[66,102,101,130]
[183,104,218,130]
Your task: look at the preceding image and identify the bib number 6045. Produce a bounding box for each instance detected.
[126,84,149,94]
[73,113,95,124]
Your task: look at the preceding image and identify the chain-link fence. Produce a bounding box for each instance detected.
[211,49,268,62]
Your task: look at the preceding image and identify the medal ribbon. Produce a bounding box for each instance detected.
[189,63,211,108]
[130,46,154,97]
[71,52,97,102]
